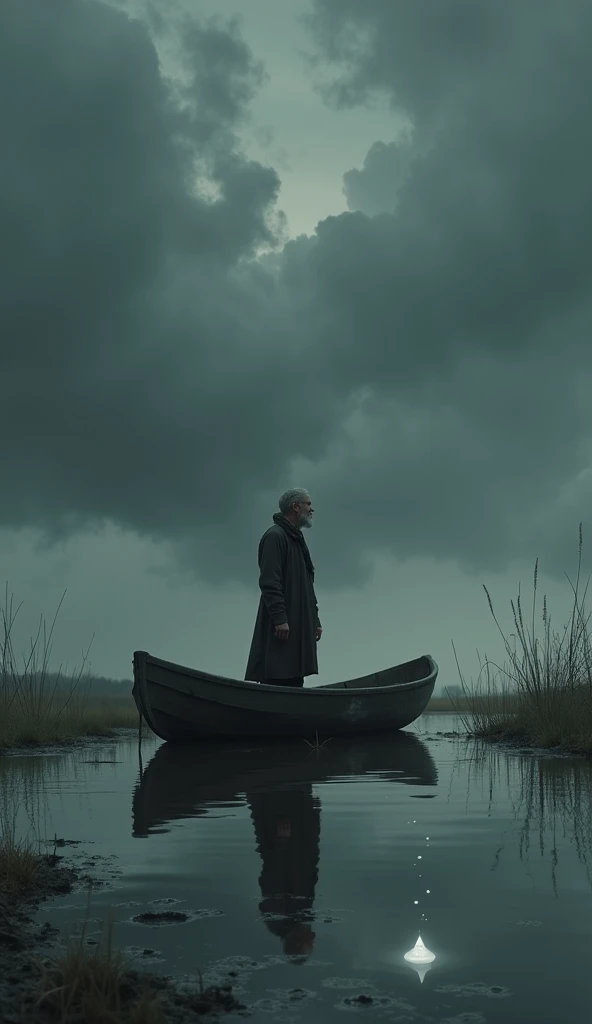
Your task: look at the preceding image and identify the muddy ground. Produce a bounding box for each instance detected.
[0,852,247,1022]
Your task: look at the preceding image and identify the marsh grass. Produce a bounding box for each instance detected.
[35,904,242,1023]
[37,908,164,1024]
[454,525,592,754]
[0,772,40,892]
[0,587,138,751]
[0,834,39,892]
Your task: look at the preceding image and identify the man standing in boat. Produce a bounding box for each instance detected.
[245,488,322,688]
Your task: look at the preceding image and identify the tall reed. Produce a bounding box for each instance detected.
[0,587,136,750]
[455,525,592,754]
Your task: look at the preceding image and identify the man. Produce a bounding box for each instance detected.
[245,488,322,687]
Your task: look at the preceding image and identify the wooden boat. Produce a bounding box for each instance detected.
[132,650,438,742]
[132,730,438,837]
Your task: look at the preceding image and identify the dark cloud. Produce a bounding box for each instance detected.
[2,0,592,593]
[342,136,414,217]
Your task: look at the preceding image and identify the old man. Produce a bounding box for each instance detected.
[245,488,322,687]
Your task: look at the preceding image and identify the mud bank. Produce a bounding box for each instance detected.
[0,853,246,1023]
[0,727,141,759]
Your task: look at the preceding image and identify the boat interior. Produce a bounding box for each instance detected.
[317,655,433,689]
[139,652,434,691]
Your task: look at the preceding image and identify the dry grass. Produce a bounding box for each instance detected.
[37,911,165,1024]
[0,587,137,751]
[0,837,39,892]
[35,905,243,1022]
[453,525,592,755]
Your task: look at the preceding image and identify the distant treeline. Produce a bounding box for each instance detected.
[37,671,133,696]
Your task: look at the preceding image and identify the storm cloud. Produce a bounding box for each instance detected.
[2,0,592,595]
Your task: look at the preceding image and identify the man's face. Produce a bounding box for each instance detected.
[295,496,313,529]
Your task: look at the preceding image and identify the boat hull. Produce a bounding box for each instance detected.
[133,651,438,742]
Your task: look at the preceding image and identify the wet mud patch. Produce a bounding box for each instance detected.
[131,907,224,926]
[124,944,165,963]
[202,954,333,998]
[436,982,512,999]
[249,987,318,1015]
[320,980,417,1016]
[206,954,267,977]
[65,851,124,891]
[42,837,84,848]
[336,993,400,1012]
[268,986,317,1002]
[264,954,333,969]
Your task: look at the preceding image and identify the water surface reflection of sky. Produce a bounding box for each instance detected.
[3,714,591,1023]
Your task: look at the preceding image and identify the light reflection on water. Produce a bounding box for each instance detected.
[1,713,591,1023]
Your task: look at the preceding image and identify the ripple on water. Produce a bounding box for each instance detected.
[335,993,407,1013]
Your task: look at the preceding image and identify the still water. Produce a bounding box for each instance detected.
[3,714,592,1022]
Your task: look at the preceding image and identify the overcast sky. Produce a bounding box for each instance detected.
[2,0,592,692]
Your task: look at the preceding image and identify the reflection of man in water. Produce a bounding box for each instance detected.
[247,784,321,960]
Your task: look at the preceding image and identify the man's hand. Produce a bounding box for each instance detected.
[275,622,290,641]
[315,626,323,642]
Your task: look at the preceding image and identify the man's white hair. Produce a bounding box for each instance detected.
[279,488,310,515]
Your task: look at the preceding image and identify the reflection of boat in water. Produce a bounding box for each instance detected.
[132,732,437,959]
[132,731,437,837]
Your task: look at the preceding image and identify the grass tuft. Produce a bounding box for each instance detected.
[0,778,40,891]
[37,912,164,1024]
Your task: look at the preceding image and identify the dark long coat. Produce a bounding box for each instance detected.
[244,524,321,681]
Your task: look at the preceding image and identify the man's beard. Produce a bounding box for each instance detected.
[298,513,313,529]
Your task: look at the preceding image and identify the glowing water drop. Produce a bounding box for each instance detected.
[414,900,418,905]
[426,889,430,894]
[417,855,422,860]
[404,935,436,966]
